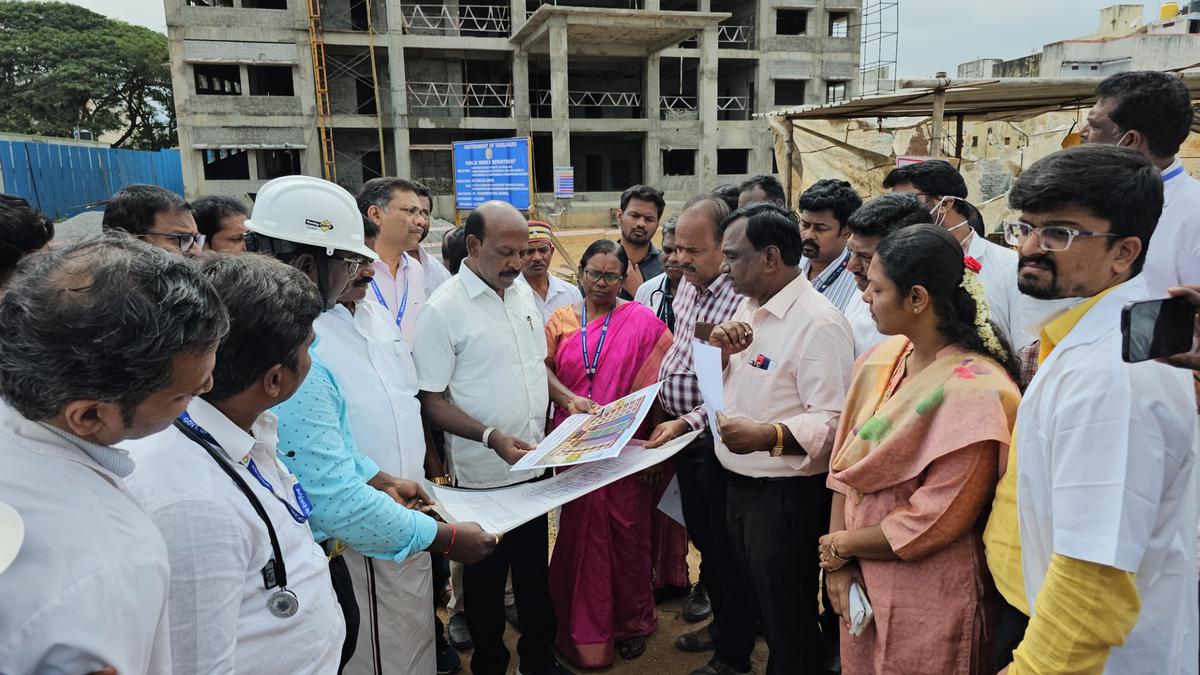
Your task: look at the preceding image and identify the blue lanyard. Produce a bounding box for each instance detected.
[814,252,849,295]
[581,303,615,380]
[1163,165,1185,184]
[370,262,410,329]
[177,411,313,524]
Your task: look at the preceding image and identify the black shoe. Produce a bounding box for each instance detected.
[675,622,717,653]
[519,661,575,675]
[688,657,753,675]
[436,641,461,675]
[505,603,521,631]
[682,583,712,623]
[447,612,472,651]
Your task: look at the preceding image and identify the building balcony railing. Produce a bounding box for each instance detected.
[677,24,755,49]
[401,4,511,36]
[660,95,750,119]
[406,82,514,114]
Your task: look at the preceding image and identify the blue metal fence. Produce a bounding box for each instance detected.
[0,140,184,220]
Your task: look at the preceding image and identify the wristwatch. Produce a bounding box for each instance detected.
[432,475,452,486]
[769,423,785,457]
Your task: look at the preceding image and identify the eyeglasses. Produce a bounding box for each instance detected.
[582,269,625,285]
[140,231,205,252]
[330,253,370,277]
[390,205,423,218]
[1002,220,1119,252]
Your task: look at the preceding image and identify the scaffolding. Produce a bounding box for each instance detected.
[859,0,899,96]
[401,5,512,35]
[307,0,337,181]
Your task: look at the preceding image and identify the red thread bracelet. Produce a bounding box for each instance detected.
[442,523,457,556]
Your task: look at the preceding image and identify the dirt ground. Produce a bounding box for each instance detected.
[440,546,771,675]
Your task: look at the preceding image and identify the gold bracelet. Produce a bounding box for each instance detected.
[829,533,851,562]
[432,475,451,486]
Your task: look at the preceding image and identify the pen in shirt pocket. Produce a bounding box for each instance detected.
[749,353,777,371]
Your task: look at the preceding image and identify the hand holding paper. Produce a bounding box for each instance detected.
[692,339,725,436]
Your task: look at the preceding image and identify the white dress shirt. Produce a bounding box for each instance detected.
[0,402,172,675]
[714,274,854,477]
[517,273,583,325]
[1144,159,1200,296]
[414,262,549,488]
[1017,277,1199,674]
[123,399,344,675]
[368,253,427,346]
[313,302,435,675]
[966,231,1030,348]
[416,247,453,298]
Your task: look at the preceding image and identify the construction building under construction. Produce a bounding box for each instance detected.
[167,0,870,213]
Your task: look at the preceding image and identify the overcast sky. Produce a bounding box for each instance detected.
[37,0,1148,77]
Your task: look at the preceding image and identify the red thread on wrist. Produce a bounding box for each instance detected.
[442,523,457,556]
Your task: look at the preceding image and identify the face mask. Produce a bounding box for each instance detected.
[1020,295,1089,335]
[929,196,970,233]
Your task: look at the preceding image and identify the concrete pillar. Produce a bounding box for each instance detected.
[644,0,659,9]
[549,18,570,169]
[510,0,526,33]
[698,24,718,190]
[385,0,411,176]
[644,54,661,188]
[513,50,531,136]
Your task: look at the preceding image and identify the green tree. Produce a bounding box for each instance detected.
[0,1,176,150]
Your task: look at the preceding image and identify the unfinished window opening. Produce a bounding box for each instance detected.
[362,151,383,183]
[829,11,850,38]
[242,0,287,8]
[662,149,696,176]
[248,66,294,96]
[1190,19,1199,33]
[773,79,807,106]
[202,149,250,180]
[717,149,750,175]
[355,79,378,115]
[776,9,808,35]
[194,64,241,95]
[825,80,848,104]
[971,136,979,147]
[258,149,302,179]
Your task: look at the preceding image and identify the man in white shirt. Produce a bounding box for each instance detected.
[634,219,682,333]
[1080,71,1200,295]
[411,183,454,297]
[517,221,582,324]
[358,177,431,346]
[997,144,1198,673]
[796,179,862,314]
[843,193,933,356]
[0,234,229,674]
[124,253,345,674]
[415,201,596,675]
[885,159,1027,347]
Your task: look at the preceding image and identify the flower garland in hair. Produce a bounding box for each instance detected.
[961,256,1008,361]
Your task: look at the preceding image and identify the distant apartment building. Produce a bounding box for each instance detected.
[168,0,863,205]
[957,3,1200,80]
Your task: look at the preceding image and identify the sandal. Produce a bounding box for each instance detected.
[617,635,647,660]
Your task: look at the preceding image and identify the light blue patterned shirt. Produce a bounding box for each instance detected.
[272,351,438,562]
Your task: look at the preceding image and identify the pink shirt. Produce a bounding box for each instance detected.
[368,253,426,347]
[714,273,854,477]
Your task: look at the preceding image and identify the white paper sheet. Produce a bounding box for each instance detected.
[692,340,724,435]
[510,381,662,471]
[429,430,702,533]
[656,475,685,527]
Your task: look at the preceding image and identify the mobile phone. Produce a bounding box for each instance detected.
[1120,296,1196,363]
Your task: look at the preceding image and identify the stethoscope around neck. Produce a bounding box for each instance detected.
[173,418,301,619]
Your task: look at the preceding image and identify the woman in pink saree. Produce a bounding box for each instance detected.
[820,226,1022,674]
[545,239,674,667]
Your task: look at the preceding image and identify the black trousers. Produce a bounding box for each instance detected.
[432,552,450,650]
[328,553,360,673]
[993,596,1029,671]
[462,513,557,675]
[726,472,832,675]
[674,434,756,672]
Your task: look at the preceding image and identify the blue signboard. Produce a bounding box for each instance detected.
[453,137,532,210]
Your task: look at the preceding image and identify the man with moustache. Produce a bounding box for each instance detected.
[645,197,755,675]
[985,146,1197,674]
[843,193,933,355]
[414,201,596,675]
[616,185,667,300]
[358,177,431,346]
[518,221,582,324]
[797,179,862,313]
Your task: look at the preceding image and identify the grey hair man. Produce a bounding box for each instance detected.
[0,234,229,674]
[102,184,203,256]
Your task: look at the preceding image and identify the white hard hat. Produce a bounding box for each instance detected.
[244,175,378,261]
[0,500,24,575]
